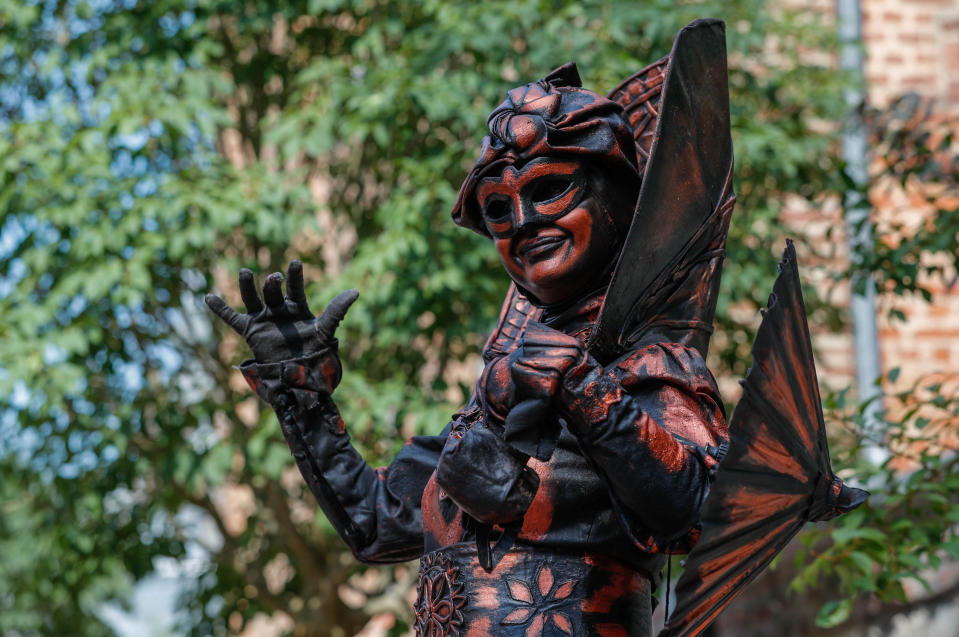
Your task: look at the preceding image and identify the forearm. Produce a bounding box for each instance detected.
[557,347,726,547]
[241,351,435,564]
[275,395,431,563]
[434,410,539,527]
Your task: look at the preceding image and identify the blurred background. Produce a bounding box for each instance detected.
[1,0,958,635]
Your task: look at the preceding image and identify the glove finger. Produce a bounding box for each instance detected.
[286,260,311,314]
[238,268,264,314]
[521,345,581,363]
[513,357,557,373]
[522,321,579,347]
[205,294,249,334]
[262,272,286,309]
[315,288,359,343]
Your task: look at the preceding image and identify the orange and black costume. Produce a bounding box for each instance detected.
[213,19,867,637]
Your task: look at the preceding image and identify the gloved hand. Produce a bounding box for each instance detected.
[205,260,358,365]
[499,321,589,461]
[508,321,587,402]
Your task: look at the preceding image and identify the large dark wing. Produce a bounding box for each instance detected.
[590,19,734,364]
[660,242,868,637]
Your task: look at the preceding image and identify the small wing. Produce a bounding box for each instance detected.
[607,55,669,179]
[660,241,868,637]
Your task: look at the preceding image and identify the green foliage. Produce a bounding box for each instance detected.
[793,372,959,626]
[786,89,959,630]
[0,0,904,634]
[858,98,959,308]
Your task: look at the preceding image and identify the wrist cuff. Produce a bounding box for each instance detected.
[239,343,341,414]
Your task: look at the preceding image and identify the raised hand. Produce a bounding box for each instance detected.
[205,260,358,364]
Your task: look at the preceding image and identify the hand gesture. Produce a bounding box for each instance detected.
[509,321,586,402]
[205,260,358,364]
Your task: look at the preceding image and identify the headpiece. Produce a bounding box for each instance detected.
[451,63,640,237]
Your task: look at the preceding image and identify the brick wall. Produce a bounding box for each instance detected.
[794,0,959,397]
[863,0,959,105]
[864,0,959,395]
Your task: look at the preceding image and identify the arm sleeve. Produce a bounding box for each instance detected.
[557,342,728,551]
[239,349,446,564]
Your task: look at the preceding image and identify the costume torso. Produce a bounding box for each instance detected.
[239,284,727,636]
[411,288,727,636]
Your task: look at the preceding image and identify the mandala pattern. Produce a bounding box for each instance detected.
[414,551,468,636]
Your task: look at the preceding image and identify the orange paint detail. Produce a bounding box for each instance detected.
[519,458,554,540]
[582,555,642,614]
[745,418,808,480]
[420,474,463,546]
[507,579,534,604]
[537,565,554,596]
[502,608,533,625]
[320,358,337,388]
[553,580,574,600]
[464,617,494,637]
[524,614,546,637]
[640,416,686,473]
[552,613,574,634]
[722,485,804,529]
[288,365,306,386]
[471,585,500,610]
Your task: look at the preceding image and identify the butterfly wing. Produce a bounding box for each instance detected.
[660,242,868,637]
[607,54,669,179]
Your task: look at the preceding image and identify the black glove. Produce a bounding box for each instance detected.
[205,260,358,364]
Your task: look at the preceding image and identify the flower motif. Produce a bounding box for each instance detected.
[414,552,468,636]
[500,564,576,636]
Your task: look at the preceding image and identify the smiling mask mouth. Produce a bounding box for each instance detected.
[515,228,568,261]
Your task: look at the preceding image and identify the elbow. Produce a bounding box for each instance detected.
[619,465,710,543]
[647,481,709,540]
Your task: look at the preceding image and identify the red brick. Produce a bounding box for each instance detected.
[902,74,939,85]
[916,329,959,338]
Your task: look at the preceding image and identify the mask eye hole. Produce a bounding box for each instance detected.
[529,176,574,204]
[483,198,512,223]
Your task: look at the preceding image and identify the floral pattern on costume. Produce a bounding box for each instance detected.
[500,564,576,636]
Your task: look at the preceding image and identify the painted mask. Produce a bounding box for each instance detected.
[451,62,641,305]
[477,157,620,305]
